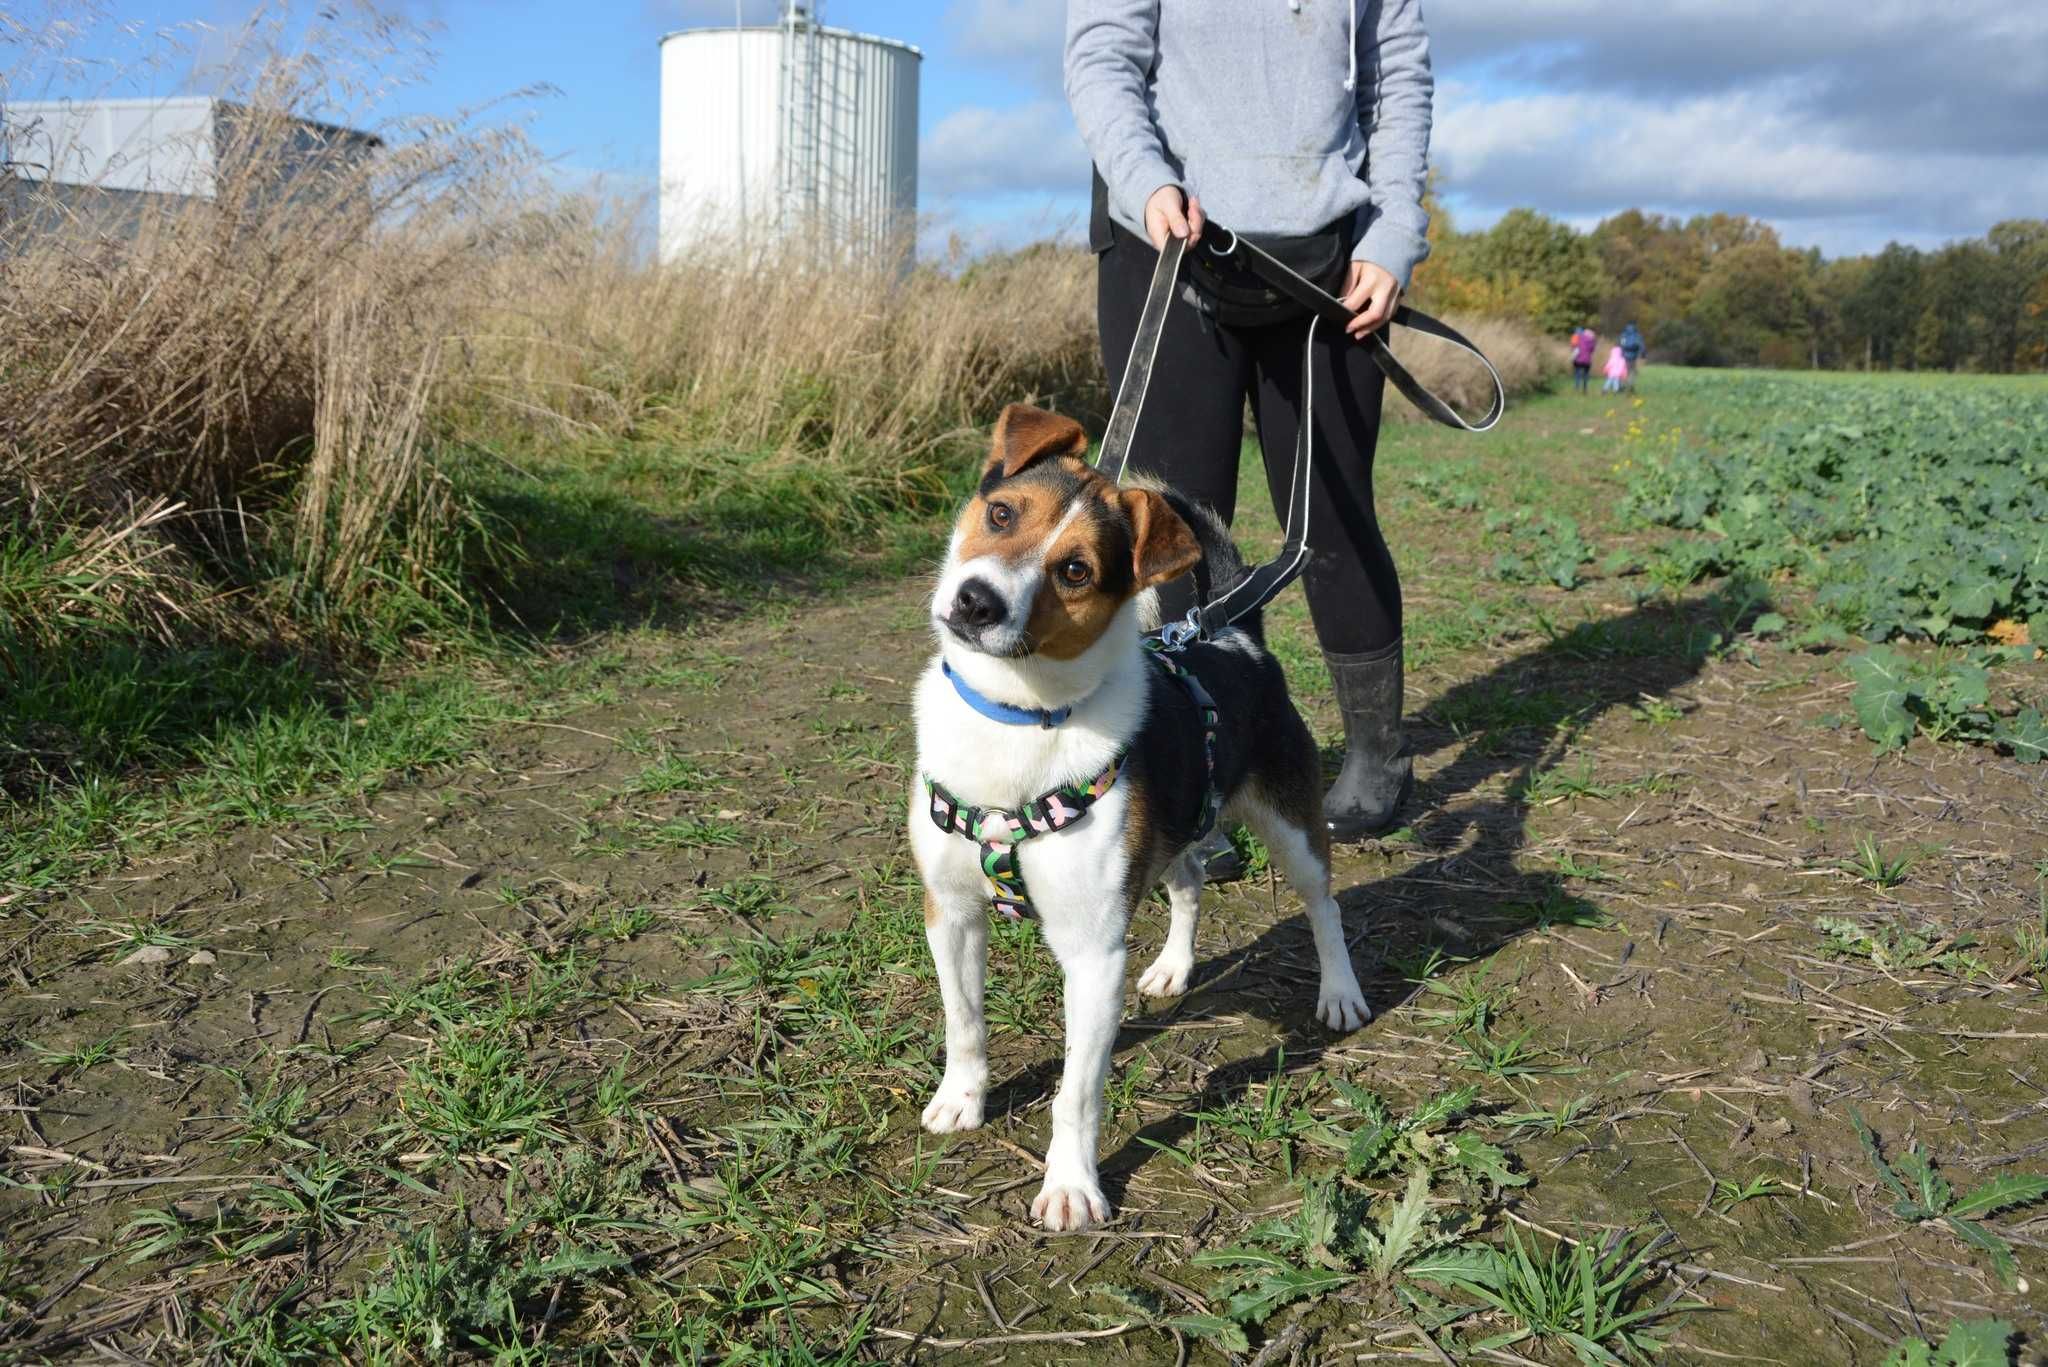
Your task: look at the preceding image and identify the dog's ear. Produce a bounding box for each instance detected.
[983,404,1089,484]
[1119,487,1203,590]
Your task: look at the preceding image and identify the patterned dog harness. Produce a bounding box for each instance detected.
[923,648,1220,922]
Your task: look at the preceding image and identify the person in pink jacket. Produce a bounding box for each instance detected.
[1569,324,1597,393]
[1601,343,1629,393]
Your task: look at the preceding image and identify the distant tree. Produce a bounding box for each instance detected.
[1410,187,1575,324]
[1983,219,2048,372]
[1464,208,1605,335]
[2025,275,2048,371]
[1842,244,1925,370]
[1920,242,1997,371]
[1690,241,1816,367]
[1406,184,2045,373]
[1813,255,1872,368]
[1590,209,1706,344]
[1911,305,1947,371]
[1686,212,1780,258]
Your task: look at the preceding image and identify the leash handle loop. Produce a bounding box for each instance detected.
[1205,227,1507,434]
[1099,231,1188,482]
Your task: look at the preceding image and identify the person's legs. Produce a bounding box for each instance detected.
[1247,316,1409,838]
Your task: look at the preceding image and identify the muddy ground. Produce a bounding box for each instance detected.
[3,382,2046,1363]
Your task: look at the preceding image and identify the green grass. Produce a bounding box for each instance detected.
[1712,1174,1789,1212]
[397,1031,569,1157]
[1412,1225,1701,1364]
[3,435,967,906]
[27,1032,126,1076]
[1840,833,1917,888]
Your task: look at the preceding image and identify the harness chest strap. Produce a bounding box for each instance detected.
[924,756,1125,922]
[923,649,1223,922]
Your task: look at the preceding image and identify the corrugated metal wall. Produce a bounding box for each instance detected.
[810,29,918,262]
[659,28,783,262]
[658,25,919,266]
[4,98,216,197]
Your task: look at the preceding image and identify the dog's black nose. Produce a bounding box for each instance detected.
[951,578,1005,630]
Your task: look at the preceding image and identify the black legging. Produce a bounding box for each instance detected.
[1096,226,1398,656]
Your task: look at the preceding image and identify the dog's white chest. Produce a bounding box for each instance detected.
[909,657,1141,924]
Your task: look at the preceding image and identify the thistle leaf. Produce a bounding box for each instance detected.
[1947,1172,2048,1220]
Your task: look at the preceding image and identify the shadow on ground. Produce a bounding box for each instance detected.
[976,582,1769,1196]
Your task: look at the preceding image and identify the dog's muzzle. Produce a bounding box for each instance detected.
[940,576,1027,656]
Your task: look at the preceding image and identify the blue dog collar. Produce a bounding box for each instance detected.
[942,661,1073,729]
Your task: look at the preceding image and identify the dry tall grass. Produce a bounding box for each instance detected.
[1,10,1113,670]
[2,6,535,660]
[447,217,1102,510]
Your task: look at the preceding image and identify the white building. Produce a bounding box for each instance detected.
[658,13,920,266]
[2,97,379,236]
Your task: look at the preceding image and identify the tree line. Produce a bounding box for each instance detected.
[1411,197,2048,373]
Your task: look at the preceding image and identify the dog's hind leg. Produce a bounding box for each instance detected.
[1136,847,1203,999]
[1241,791,1371,1032]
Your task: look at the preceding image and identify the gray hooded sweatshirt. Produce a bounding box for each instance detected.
[1065,0,1434,287]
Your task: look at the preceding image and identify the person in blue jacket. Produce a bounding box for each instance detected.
[1620,322,1645,389]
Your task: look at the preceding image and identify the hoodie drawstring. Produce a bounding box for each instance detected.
[1345,1,1358,92]
[1291,0,1358,92]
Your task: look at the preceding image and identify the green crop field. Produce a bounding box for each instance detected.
[1619,375,2047,760]
[3,367,2046,1364]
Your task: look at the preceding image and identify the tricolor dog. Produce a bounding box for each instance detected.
[909,404,1370,1232]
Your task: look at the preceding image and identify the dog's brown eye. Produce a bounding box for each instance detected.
[1059,558,1092,588]
[987,501,1014,530]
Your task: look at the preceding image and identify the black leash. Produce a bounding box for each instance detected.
[1096,221,1505,649]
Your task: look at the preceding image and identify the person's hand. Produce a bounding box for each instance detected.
[1340,260,1401,338]
[1143,185,1204,251]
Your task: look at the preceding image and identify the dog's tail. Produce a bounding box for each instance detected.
[1149,482,1265,644]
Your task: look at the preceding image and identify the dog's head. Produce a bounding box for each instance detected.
[932,404,1201,661]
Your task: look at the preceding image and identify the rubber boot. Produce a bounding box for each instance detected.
[1323,640,1413,840]
[1197,826,1246,884]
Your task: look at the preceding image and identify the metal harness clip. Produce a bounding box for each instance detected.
[1155,608,1204,653]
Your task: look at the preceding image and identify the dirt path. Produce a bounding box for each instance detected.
[5,396,2047,1362]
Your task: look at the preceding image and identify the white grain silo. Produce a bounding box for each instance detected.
[658,2,919,266]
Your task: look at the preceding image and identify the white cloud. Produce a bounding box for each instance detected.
[920,96,1088,199]
[1425,0,2048,247]
[1434,77,2048,248]
[944,0,1065,93]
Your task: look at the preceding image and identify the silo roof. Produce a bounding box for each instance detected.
[657,24,922,58]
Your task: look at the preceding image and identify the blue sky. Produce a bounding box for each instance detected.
[31,1,2048,258]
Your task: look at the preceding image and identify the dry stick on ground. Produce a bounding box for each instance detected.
[870,1322,1136,1350]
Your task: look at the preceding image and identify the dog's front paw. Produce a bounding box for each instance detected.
[1031,1176,1109,1232]
[1136,950,1193,999]
[1316,977,1372,1032]
[920,1077,985,1134]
